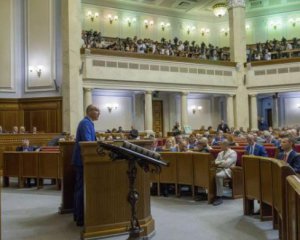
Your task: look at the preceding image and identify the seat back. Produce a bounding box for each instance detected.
[243,155,261,201]
[286,175,300,240]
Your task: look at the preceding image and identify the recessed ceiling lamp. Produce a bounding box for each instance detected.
[212,3,227,17]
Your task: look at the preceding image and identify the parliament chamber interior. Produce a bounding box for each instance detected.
[1,0,300,239]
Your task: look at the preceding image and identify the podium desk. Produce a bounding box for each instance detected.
[80,142,155,240]
[59,140,154,216]
[58,141,75,214]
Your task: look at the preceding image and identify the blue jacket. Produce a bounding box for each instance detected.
[245,144,268,157]
[72,117,96,166]
[278,150,300,173]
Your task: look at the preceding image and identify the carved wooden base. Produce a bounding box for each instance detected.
[81,217,154,240]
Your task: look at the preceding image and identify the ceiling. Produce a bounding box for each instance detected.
[82,0,300,21]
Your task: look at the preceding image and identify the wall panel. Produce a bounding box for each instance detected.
[25,0,56,92]
[0,0,14,92]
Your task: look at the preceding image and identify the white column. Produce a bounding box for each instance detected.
[228,0,249,129]
[211,95,218,128]
[272,95,279,129]
[226,95,234,129]
[250,94,258,130]
[181,92,189,129]
[61,0,83,134]
[228,0,246,63]
[144,91,153,132]
[83,88,93,110]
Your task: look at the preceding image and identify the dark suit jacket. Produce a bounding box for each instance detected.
[72,116,96,167]
[16,146,35,152]
[245,144,268,157]
[217,123,230,133]
[278,150,300,173]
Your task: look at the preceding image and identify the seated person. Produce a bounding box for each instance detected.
[16,139,38,152]
[19,126,26,134]
[178,139,192,152]
[188,134,197,150]
[213,140,237,206]
[211,131,225,146]
[245,134,268,156]
[0,126,3,133]
[32,126,37,134]
[12,126,18,134]
[263,131,280,147]
[195,137,212,153]
[225,135,239,146]
[117,126,123,133]
[277,137,300,173]
[161,137,177,152]
[129,126,139,139]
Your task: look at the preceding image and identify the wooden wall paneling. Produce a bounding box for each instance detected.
[47,109,58,132]
[0,97,63,133]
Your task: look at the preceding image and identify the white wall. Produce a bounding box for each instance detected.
[282,97,300,128]
[92,94,133,131]
[187,97,212,130]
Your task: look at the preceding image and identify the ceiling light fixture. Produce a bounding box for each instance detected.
[212,3,227,17]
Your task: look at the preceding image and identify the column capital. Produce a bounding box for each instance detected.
[249,94,257,97]
[181,91,189,96]
[227,0,246,9]
[227,94,235,98]
[84,87,93,92]
[144,90,152,95]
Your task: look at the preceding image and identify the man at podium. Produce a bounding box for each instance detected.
[72,104,100,226]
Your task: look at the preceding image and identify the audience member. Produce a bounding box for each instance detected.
[129,126,139,139]
[211,131,225,146]
[19,126,26,134]
[195,137,211,153]
[245,134,268,156]
[217,120,230,133]
[12,126,18,134]
[277,137,300,173]
[0,126,3,133]
[213,140,237,206]
[16,139,38,152]
[32,126,37,134]
[161,137,177,152]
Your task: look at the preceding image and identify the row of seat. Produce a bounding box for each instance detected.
[2,151,61,189]
[243,155,299,240]
[150,152,244,203]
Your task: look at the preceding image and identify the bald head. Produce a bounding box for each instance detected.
[86,104,100,121]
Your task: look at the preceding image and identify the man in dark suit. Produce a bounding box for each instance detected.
[16,139,37,152]
[217,120,230,133]
[278,137,300,173]
[245,134,268,157]
[129,125,139,139]
[72,104,100,226]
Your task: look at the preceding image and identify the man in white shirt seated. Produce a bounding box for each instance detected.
[213,140,237,206]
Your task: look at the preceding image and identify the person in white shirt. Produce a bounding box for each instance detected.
[213,140,237,206]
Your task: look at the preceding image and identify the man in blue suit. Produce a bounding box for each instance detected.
[72,104,100,226]
[278,137,300,173]
[245,134,268,157]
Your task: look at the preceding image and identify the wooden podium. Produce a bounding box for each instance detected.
[80,142,155,240]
